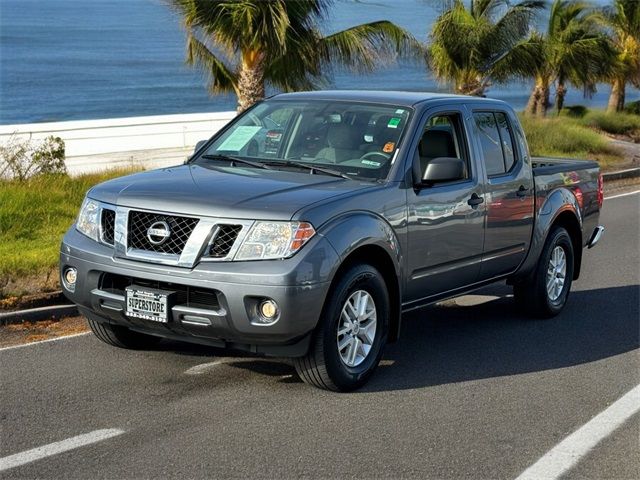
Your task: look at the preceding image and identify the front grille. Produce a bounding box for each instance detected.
[100,273,220,310]
[209,224,242,258]
[101,209,116,245]
[128,211,199,255]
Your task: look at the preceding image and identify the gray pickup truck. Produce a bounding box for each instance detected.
[61,91,604,391]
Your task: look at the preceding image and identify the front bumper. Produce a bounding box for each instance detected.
[60,227,338,356]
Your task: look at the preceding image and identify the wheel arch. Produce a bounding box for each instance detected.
[330,244,402,343]
[320,212,403,343]
[511,187,584,283]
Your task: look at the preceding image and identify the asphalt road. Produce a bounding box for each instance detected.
[1,192,639,479]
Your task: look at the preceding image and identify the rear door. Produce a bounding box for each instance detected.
[471,109,535,279]
[405,106,486,304]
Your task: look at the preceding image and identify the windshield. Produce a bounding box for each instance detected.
[194,99,413,181]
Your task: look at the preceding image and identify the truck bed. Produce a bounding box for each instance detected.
[531,156,599,176]
[531,156,601,252]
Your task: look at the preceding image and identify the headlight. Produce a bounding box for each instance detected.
[76,197,100,241]
[234,221,315,260]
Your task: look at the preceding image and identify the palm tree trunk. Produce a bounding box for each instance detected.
[607,77,625,113]
[555,82,567,115]
[466,83,487,96]
[526,79,549,117]
[535,83,550,118]
[542,86,550,115]
[236,51,265,113]
[456,73,486,96]
[525,87,538,116]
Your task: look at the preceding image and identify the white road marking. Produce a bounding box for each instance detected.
[515,384,640,480]
[0,429,124,472]
[0,332,91,353]
[605,189,640,200]
[184,358,235,375]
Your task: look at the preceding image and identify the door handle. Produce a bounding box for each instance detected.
[516,185,528,197]
[467,193,484,207]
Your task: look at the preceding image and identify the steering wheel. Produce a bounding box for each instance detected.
[360,151,391,162]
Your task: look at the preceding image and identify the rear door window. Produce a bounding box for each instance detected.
[495,112,516,172]
[473,112,504,176]
[473,111,518,176]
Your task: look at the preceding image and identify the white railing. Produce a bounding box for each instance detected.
[0,111,236,174]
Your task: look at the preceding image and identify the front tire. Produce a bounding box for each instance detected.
[87,318,161,349]
[294,264,389,392]
[514,226,574,318]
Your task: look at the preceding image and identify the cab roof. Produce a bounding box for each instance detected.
[271,90,509,108]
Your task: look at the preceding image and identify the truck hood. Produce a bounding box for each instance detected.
[88,164,375,220]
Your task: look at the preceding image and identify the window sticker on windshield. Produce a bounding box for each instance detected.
[266,130,282,140]
[387,117,401,129]
[395,109,405,114]
[361,160,381,167]
[217,126,262,151]
[383,142,395,153]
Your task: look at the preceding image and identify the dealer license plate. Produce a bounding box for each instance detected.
[125,287,169,323]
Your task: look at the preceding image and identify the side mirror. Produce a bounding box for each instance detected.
[193,140,208,155]
[421,157,465,184]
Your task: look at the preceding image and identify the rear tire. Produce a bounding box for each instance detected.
[87,318,161,349]
[514,226,574,318]
[294,263,389,392]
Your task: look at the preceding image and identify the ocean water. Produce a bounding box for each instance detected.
[0,0,637,124]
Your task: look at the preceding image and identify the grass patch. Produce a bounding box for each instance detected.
[0,169,139,290]
[519,115,627,170]
[580,111,640,138]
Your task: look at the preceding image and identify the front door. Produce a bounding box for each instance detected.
[405,107,486,305]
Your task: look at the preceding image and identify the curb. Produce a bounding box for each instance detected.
[0,305,79,325]
[603,168,640,181]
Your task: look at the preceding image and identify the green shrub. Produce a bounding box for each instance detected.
[562,105,589,118]
[581,111,640,136]
[623,100,640,116]
[0,134,66,181]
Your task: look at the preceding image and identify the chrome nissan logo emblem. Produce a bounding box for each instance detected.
[147,221,171,245]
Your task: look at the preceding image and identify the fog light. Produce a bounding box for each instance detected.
[63,267,77,292]
[259,300,279,321]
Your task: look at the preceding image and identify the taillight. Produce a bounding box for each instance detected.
[597,173,604,208]
[574,186,583,209]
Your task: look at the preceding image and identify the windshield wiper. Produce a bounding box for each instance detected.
[200,154,271,170]
[265,160,351,180]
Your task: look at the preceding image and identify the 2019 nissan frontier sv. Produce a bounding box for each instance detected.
[61,91,604,391]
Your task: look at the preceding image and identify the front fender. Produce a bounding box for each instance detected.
[512,187,582,282]
[318,211,403,281]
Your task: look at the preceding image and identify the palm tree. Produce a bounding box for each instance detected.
[604,0,640,112]
[427,0,544,96]
[170,0,419,112]
[524,0,616,117]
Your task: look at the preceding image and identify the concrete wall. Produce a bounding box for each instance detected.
[0,111,236,174]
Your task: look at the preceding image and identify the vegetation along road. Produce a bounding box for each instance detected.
[0,191,637,478]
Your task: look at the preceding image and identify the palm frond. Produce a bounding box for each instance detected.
[321,20,421,72]
[602,0,640,86]
[427,0,543,92]
[491,34,546,83]
[185,32,237,94]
